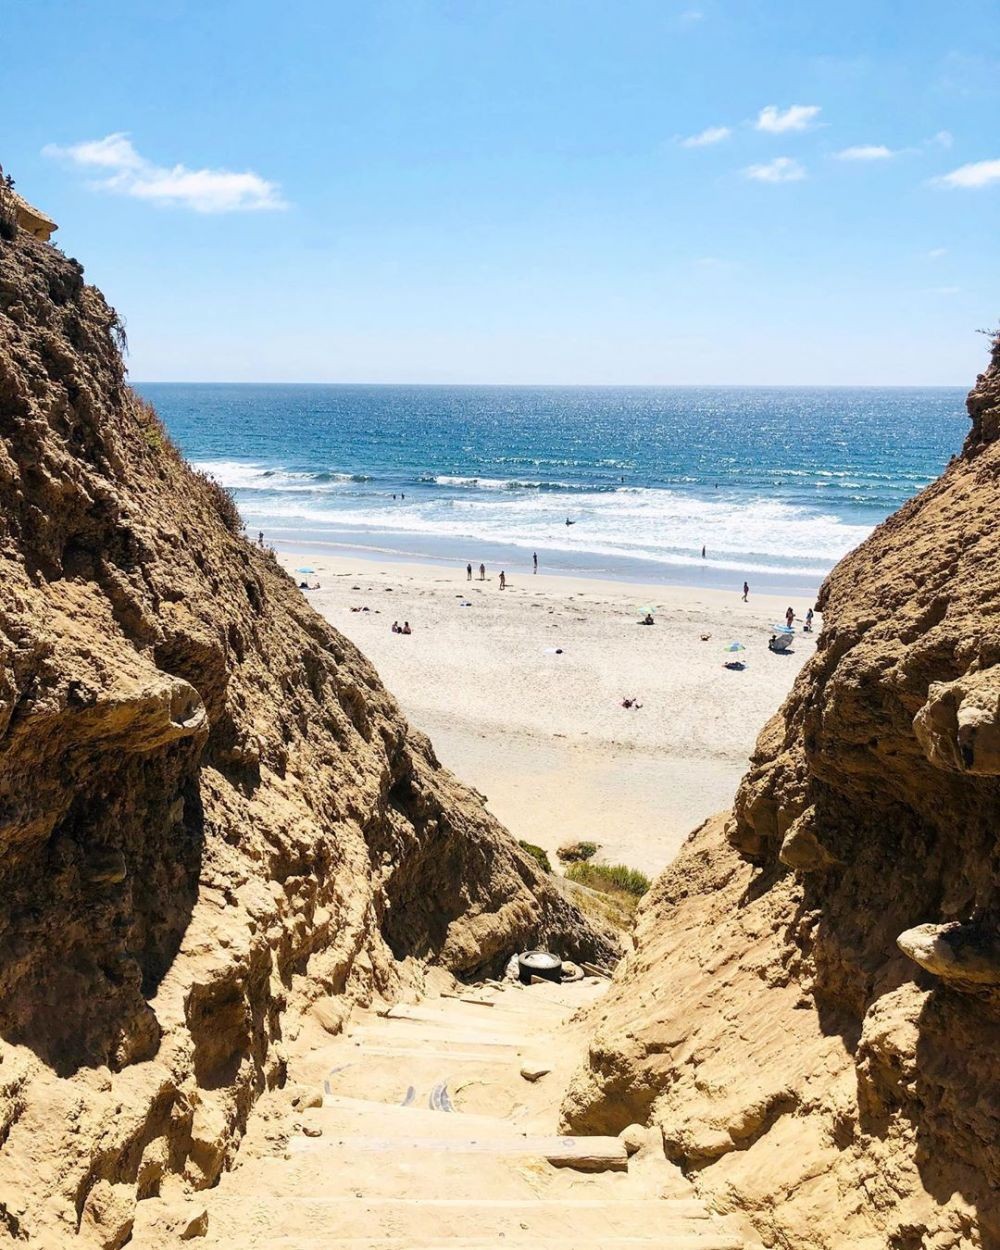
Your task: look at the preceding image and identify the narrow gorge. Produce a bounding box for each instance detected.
[2,211,997,1250]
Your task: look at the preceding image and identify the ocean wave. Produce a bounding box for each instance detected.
[193,459,371,490]
[240,485,873,575]
[426,474,619,493]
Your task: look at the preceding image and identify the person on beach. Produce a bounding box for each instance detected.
[742,581,749,602]
[804,608,814,632]
[466,562,472,581]
[533,552,538,573]
[258,531,264,548]
[402,621,412,634]
[785,606,795,628]
[701,544,706,559]
[640,613,654,625]
[499,570,506,590]
[479,563,486,581]
[621,696,643,709]
[391,621,400,633]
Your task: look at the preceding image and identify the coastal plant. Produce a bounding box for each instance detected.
[0,166,17,242]
[195,470,244,536]
[565,861,651,898]
[557,840,599,862]
[518,840,552,873]
[133,395,179,458]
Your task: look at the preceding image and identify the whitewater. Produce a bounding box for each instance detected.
[143,383,967,592]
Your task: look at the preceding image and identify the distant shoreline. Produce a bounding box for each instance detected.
[266,531,827,599]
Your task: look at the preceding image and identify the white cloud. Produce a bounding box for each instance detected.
[755,104,821,133]
[43,132,286,213]
[835,144,894,161]
[680,125,731,148]
[928,286,960,296]
[678,8,704,24]
[931,130,954,148]
[926,247,948,259]
[932,158,1000,189]
[744,156,806,183]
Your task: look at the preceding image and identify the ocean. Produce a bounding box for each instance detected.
[142,384,967,594]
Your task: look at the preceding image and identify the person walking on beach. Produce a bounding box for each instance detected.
[701,544,706,559]
[742,581,749,602]
[479,563,486,581]
[466,562,472,581]
[785,606,795,628]
[533,552,538,574]
[499,570,506,590]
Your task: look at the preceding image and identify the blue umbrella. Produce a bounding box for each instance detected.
[295,566,316,574]
[771,624,794,634]
[724,641,746,652]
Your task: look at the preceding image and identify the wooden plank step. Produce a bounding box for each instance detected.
[314,1096,529,1135]
[216,1238,744,1249]
[287,1133,629,1171]
[347,1024,527,1050]
[333,1043,525,1063]
[205,1196,723,1243]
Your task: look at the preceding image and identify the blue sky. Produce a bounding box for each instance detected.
[5,0,999,383]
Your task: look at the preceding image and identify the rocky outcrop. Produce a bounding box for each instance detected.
[564,338,1000,1249]
[0,226,611,1244]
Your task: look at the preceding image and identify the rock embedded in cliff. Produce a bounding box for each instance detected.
[897,921,1000,987]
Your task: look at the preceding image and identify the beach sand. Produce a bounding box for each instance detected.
[283,553,819,877]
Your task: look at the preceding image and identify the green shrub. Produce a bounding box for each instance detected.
[518,841,552,873]
[196,470,244,536]
[565,861,651,898]
[557,840,598,863]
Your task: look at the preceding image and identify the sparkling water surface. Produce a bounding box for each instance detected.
[142,384,966,594]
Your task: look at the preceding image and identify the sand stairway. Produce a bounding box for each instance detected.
[190,979,748,1249]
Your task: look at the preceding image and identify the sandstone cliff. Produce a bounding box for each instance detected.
[564,339,1000,1249]
[0,226,611,1245]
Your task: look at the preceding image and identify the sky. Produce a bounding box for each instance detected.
[4,0,999,384]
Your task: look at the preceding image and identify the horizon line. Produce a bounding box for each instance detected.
[131,379,970,389]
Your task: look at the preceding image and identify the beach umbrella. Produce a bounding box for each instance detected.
[723,641,746,653]
[771,624,794,634]
[295,566,316,574]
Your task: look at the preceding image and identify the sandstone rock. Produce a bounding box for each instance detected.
[81,1180,135,1250]
[0,227,613,1238]
[897,921,1000,987]
[618,1123,647,1155]
[565,335,1000,1248]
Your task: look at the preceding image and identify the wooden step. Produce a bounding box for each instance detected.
[212,1238,744,1249]
[205,1195,727,1243]
[313,1096,529,1136]
[287,1133,629,1171]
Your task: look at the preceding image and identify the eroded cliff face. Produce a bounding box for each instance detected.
[0,228,611,1245]
[564,341,1000,1249]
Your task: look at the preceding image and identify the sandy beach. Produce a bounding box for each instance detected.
[283,553,819,876]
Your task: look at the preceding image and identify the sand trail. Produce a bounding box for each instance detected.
[153,976,752,1248]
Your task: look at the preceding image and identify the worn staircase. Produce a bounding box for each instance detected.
[153,978,750,1248]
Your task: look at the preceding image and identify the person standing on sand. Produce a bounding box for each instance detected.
[466,562,472,581]
[701,544,706,559]
[499,570,506,590]
[785,606,795,628]
[479,563,485,581]
[533,552,538,573]
[742,581,749,602]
